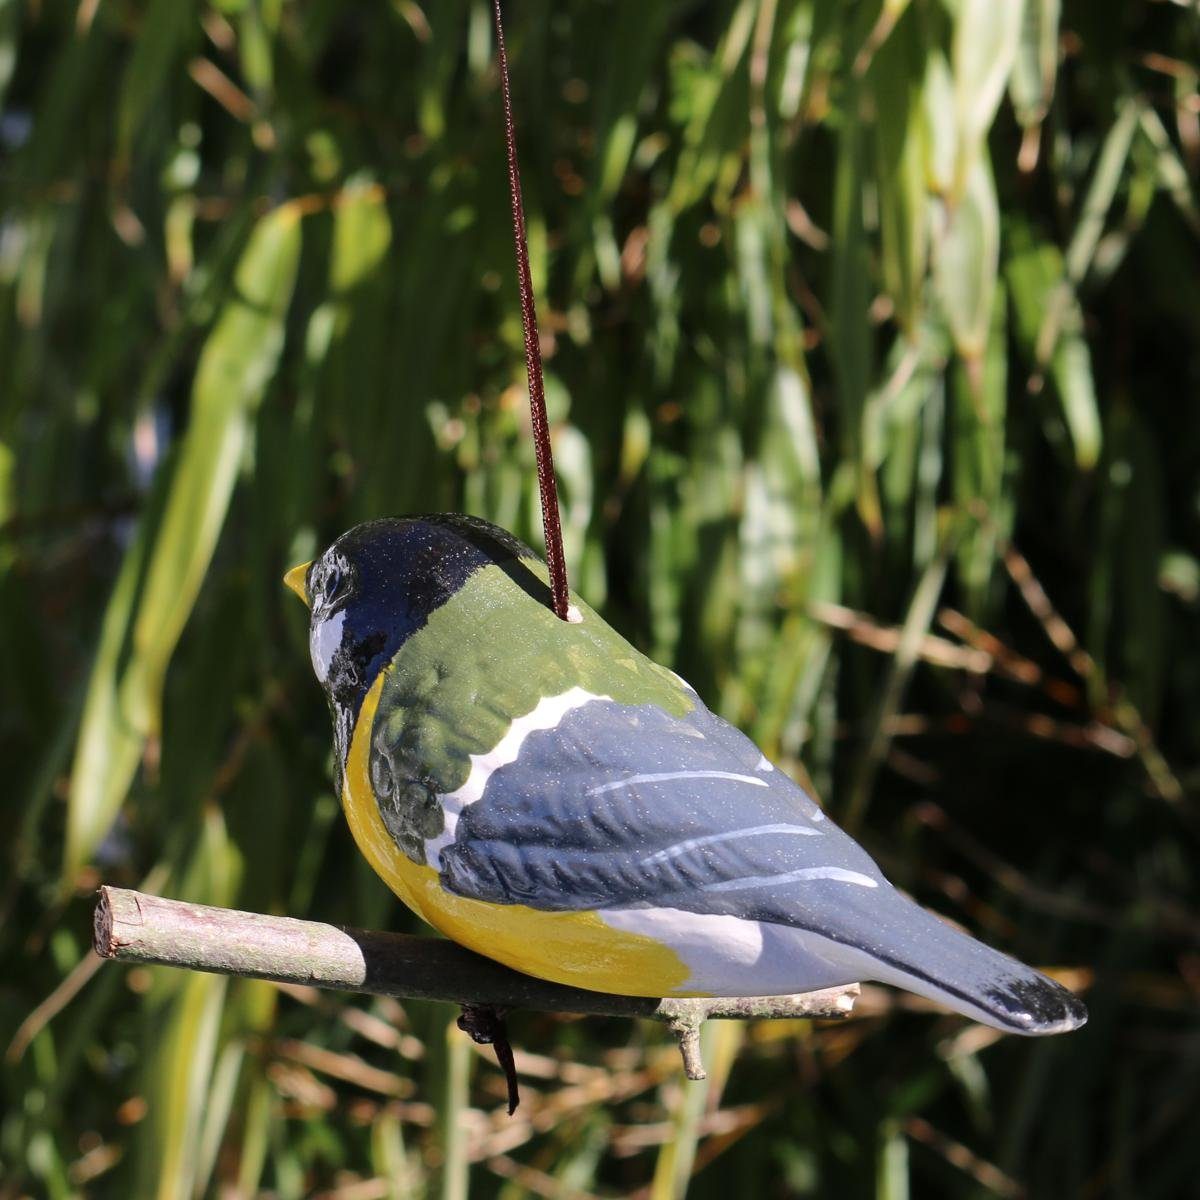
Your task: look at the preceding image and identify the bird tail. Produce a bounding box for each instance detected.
[817,886,1087,1036]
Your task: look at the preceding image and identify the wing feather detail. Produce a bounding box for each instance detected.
[436,697,879,916]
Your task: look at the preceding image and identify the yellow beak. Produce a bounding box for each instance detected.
[283,561,312,607]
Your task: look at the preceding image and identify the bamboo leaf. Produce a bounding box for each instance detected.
[844,524,957,834]
[129,204,301,724]
[1063,97,1142,287]
[952,283,1008,615]
[1009,0,1060,128]
[439,1019,472,1200]
[140,810,241,1200]
[0,438,14,545]
[116,0,196,157]
[1115,410,1167,726]
[922,48,956,196]
[650,1022,735,1200]
[63,520,153,888]
[0,0,18,111]
[1139,106,1200,238]
[830,77,879,534]
[666,0,757,212]
[1049,334,1102,471]
[872,5,929,334]
[330,179,392,296]
[64,206,301,883]
[1006,223,1102,469]
[934,148,1000,361]
[589,0,673,206]
[739,365,821,664]
[951,0,1024,196]
[877,1118,910,1200]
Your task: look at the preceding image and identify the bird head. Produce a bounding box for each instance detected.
[284,514,539,781]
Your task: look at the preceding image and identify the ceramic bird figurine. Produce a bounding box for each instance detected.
[285,514,1086,1036]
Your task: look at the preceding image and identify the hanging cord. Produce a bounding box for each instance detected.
[492,0,571,621]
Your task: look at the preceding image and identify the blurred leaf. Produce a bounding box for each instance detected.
[140,810,240,1200]
[64,205,301,883]
[871,4,928,335]
[1009,0,1060,129]
[148,970,228,1200]
[129,204,301,727]
[0,437,13,526]
[875,318,950,567]
[1160,550,1200,605]
[62,519,153,891]
[650,1022,730,1200]
[935,148,1000,361]
[1049,334,1102,471]
[923,48,956,195]
[440,1019,472,1200]
[238,0,277,96]
[0,0,17,111]
[234,1077,273,1197]
[952,283,1007,614]
[330,180,392,297]
[1139,106,1200,239]
[116,0,196,158]
[590,0,673,206]
[844,527,954,833]
[830,75,879,534]
[667,0,757,212]
[1006,222,1102,469]
[739,365,821,665]
[1063,96,1142,288]
[876,1118,910,1200]
[1114,408,1168,726]
[193,1038,246,1197]
[951,0,1023,197]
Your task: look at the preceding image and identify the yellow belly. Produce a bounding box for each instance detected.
[342,671,692,997]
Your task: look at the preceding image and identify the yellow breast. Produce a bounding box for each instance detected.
[341,671,692,997]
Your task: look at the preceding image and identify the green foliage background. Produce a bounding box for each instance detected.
[2,0,1199,1196]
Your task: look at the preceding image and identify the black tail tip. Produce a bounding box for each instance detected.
[986,975,1088,1036]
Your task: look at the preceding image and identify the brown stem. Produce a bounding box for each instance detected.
[492,0,570,621]
[93,887,858,1084]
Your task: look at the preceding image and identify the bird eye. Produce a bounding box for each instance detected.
[322,557,351,606]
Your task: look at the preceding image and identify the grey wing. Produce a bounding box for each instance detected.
[437,696,1087,1036]
[436,695,886,920]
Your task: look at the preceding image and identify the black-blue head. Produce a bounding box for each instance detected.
[285,514,538,780]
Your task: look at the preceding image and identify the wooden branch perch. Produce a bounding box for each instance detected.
[94,887,858,1084]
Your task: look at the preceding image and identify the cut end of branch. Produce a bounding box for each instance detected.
[93,886,116,959]
[831,988,858,1016]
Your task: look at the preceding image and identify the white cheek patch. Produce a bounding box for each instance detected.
[310,608,346,683]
